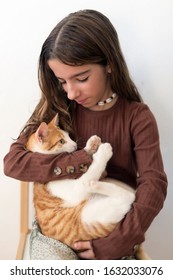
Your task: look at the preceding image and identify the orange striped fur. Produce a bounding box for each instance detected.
[34,184,116,247]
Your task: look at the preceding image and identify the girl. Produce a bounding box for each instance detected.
[4,9,167,259]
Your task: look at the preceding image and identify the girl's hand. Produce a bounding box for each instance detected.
[73,240,96,259]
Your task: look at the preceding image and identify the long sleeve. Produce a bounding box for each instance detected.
[3,135,92,183]
[92,103,167,259]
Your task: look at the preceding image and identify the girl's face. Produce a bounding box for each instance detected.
[48,59,113,111]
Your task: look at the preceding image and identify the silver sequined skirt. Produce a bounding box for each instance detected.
[30,219,79,260]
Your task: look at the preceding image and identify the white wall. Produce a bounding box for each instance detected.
[0,0,172,259]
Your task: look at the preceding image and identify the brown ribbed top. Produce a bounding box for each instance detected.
[3,97,167,259]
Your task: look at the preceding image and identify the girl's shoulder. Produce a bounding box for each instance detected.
[119,97,149,111]
[119,98,153,118]
[118,98,157,129]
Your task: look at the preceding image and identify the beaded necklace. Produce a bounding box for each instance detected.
[97,93,116,106]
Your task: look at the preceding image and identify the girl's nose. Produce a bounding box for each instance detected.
[66,84,79,100]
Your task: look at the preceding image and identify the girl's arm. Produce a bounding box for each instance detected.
[92,105,167,259]
[3,134,92,183]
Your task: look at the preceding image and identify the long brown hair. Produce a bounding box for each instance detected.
[22,9,142,136]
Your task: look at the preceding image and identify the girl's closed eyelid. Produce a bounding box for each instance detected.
[78,77,89,82]
[58,77,89,84]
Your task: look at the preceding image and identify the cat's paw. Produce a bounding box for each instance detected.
[84,135,101,155]
[93,143,113,161]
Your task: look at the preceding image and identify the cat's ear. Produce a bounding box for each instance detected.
[35,122,48,144]
[50,113,59,127]
[55,113,60,127]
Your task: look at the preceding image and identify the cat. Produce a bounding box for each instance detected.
[26,114,149,260]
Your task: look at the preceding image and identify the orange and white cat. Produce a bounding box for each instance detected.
[26,114,148,259]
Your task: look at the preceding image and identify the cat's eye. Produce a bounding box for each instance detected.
[59,139,65,144]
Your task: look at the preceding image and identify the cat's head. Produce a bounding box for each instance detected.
[26,114,77,154]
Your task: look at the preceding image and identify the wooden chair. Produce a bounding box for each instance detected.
[16,181,32,260]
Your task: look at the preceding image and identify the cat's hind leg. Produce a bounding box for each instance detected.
[82,192,134,226]
[87,180,135,201]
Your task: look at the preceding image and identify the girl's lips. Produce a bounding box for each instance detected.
[76,98,88,105]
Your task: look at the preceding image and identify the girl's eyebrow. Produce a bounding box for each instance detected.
[57,69,91,80]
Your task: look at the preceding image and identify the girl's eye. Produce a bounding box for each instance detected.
[78,77,88,82]
[59,139,65,144]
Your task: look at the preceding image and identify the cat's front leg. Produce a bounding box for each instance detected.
[81,143,113,182]
[93,142,113,165]
[84,135,101,155]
